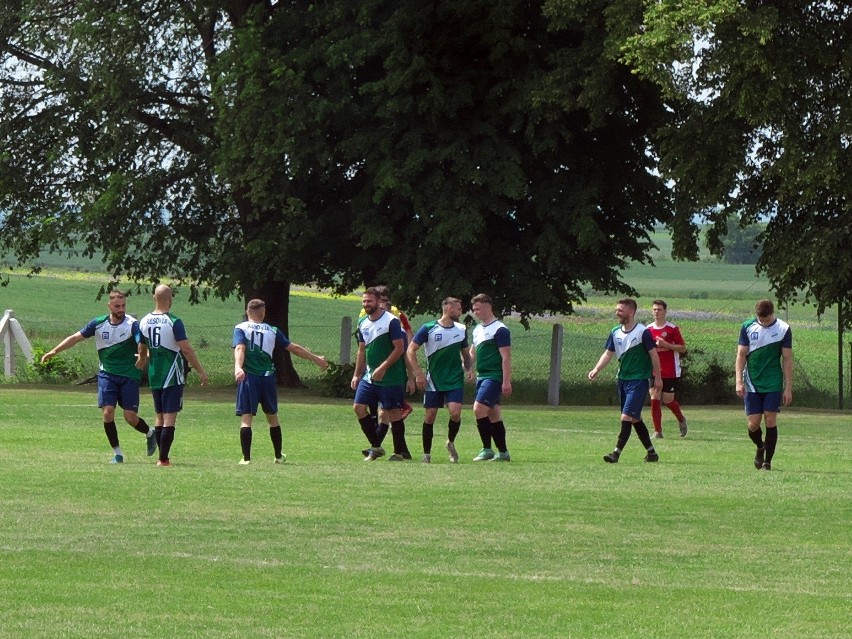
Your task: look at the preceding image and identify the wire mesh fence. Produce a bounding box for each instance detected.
[4,315,850,409]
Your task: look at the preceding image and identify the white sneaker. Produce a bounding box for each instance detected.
[238,459,251,465]
[274,454,286,464]
[446,440,459,463]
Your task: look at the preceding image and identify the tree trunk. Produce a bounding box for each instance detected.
[247,279,305,388]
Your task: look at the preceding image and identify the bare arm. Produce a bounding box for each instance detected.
[406,341,426,391]
[234,343,246,382]
[466,344,476,381]
[286,342,328,370]
[735,344,748,398]
[41,332,86,363]
[351,343,366,390]
[588,350,614,381]
[649,348,663,391]
[178,339,208,385]
[781,346,793,406]
[499,345,512,396]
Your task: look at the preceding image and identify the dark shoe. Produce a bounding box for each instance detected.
[678,417,688,437]
[761,461,771,471]
[644,451,660,462]
[754,447,765,470]
[603,451,620,463]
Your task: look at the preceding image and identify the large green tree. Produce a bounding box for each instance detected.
[227,0,680,320]
[2,0,680,373]
[624,1,852,325]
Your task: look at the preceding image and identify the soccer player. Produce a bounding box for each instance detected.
[351,287,414,461]
[469,293,512,462]
[233,299,328,464]
[356,285,414,456]
[136,284,208,466]
[406,297,471,463]
[647,299,688,438]
[41,291,156,463]
[588,298,663,463]
[735,299,793,471]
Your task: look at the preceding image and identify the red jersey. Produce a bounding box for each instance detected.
[647,322,685,378]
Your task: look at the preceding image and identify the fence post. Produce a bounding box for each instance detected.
[2,309,35,377]
[340,317,352,365]
[548,324,563,406]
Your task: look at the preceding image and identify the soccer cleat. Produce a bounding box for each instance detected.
[473,448,495,462]
[678,417,688,437]
[603,451,620,463]
[446,440,459,464]
[651,431,664,439]
[275,454,286,464]
[238,459,251,465]
[387,453,409,462]
[156,460,171,467]
[421,454,431,464]
[644,451,660,462]
[400,402,414,420]
[491,451,511,462]
[761,461,772,471]
[361,448,370,457]
[401,452,413,460]
[754,446,765,470]
[363,447,385,461]
[146,434,158,457]
[110,454,124,464]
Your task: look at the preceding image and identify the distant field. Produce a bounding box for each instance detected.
[2,232,849,408]
[0,389,849,639]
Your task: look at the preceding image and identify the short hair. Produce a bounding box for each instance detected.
[442,297,462,308]
[617,298,637,312]
[755,299,774,318]
[651,299,667,309]
[247,299,266,312]
[372,284,390,298]
[470,293,492,306]
[108,291,127,301]
[364,286,383,300]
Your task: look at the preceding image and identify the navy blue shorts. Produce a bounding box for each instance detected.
[423,387,464,409]
[744,391,782,416]
[151,386,184,414]
[236,374,278,416]
[354,379,405,410]
[97,371,140,412]
[617,378,650,420]
[474,378,502,407]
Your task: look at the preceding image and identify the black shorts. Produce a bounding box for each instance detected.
[659,377,681,394]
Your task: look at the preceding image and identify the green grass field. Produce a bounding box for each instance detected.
[0,388,849,639]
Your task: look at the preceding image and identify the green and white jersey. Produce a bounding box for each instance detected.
[232,321,290,377]
[80,314,142,381]
[357,310,407,387]
[738,317,792,393]
[412,320,467,391]
[472,320,510,382]
[138,312,188,390]
[604,322,655,380]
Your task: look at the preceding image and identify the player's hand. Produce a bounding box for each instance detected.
[371,366,386,382]
[588,369,598,381]
[414,373,426,391]
[198,371,209,386]
[502,381,512,396]
[466,370,475,383]
[735,382,745,398]
[316,356,329,371]
[234,367,246,383]
[41,351,55,364]
[406,379,416,394]
[351,375,360,391]
[783,389,793,406]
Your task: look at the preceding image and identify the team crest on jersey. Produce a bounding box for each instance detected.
[102,331,110,340]
[751,331,760,340]
[435,334,443,342]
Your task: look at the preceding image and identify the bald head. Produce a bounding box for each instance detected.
[153,284,173,311]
